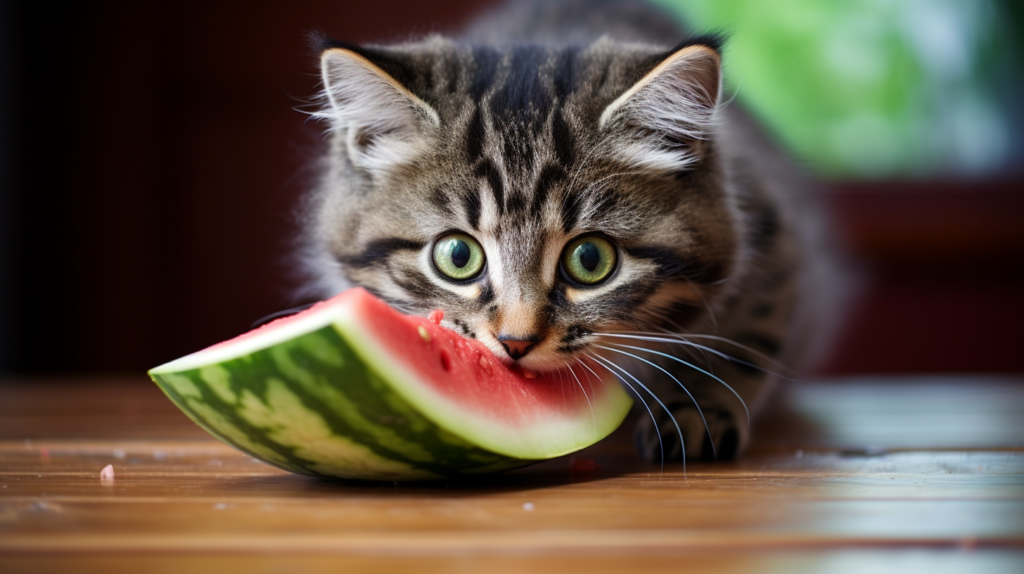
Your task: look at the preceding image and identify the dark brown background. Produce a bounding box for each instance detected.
[1,1,1021,375]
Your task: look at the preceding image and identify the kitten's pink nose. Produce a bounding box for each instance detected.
[498,336,538,360]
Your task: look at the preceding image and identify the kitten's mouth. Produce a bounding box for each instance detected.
[480,328,585,376]
[496,344,582,378]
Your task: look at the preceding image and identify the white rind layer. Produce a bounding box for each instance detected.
[149,298,632,460]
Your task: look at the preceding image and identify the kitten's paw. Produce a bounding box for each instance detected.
[633,403,745,463]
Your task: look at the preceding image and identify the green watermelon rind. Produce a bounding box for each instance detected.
[149,299,632,481]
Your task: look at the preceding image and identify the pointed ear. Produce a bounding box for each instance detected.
[318,47,440,173]
[599,43,722,172]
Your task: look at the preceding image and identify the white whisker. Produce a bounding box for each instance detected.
[588,352,686,474]
[593,343,715,460]
[585,353,664,473]
[651,324,713,368]
[565,359,597,442]
[601,341,749,425]
[600,332,765,377]
[598,331,795,380]
[668,333,794,373]
[577,356,606,392]
[576,357,606,393]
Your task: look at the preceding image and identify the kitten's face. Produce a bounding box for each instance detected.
[310,37,737,373]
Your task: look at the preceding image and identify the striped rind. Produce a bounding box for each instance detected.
[149,291,633,480]
[151,326,531,480]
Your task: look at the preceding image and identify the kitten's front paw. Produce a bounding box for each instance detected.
[633,403,745,463]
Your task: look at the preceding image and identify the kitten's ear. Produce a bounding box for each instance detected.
[599,41,722,172]
[318,46,440,173]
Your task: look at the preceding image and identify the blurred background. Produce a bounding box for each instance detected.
[1,0,1021,376]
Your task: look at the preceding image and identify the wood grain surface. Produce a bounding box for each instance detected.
[1,376,1022,573]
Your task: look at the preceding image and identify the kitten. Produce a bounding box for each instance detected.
[301,0,839,462]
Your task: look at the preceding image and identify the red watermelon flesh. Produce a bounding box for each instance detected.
[151,288,633,473]
[212,289,605,426]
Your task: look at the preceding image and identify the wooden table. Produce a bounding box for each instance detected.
[2,376,1022,573]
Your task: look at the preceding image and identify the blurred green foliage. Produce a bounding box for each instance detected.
[654,0,1018,179]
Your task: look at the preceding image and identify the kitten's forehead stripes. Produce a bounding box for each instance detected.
[464,187,483,230]
[429,187,454,216]
[490,46,553,125]
[464,45,581,221]
[476,160,506,216]
[560,192,582,233]
[532,164,565,215]
[469,46,502,101]
[465,107,486,162]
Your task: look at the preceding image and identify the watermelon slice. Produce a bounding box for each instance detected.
[148,288,632,481]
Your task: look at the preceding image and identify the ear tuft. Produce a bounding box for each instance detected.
[314,46,439,174]
[599,43,722,172]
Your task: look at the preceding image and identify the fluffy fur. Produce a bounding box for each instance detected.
[301,0,839,462]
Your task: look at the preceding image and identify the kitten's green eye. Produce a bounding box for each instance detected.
[433,233,485,281]
[561,235,617,285]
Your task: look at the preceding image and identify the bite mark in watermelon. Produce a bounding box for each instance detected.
[148,288,632,480]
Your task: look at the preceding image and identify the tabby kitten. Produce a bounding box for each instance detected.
[302,0,836,462]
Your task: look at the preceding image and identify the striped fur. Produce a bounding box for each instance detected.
[301,0,840,462]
